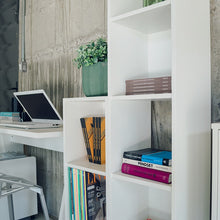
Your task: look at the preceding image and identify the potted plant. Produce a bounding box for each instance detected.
[75,38,108,97]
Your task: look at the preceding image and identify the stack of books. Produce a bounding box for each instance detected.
[80,117,105,164]
[0,112,20,122]
[68,168,106,220]
[121,148,172,184]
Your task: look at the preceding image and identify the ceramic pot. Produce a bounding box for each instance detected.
[82,61,108,97]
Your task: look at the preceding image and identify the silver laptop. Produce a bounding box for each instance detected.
[0,90,63,129]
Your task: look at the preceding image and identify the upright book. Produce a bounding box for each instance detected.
[80,117,94,162]
[121,163,172,184]
[93,117,105,165]
[80,116,105,165]
[85,172,106,220]
[68,167,74,220]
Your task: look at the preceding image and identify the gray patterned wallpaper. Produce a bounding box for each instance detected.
[0,0,18,112]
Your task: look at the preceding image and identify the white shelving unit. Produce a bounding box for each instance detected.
[63,0,211,219]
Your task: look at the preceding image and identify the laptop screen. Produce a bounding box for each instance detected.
[14,90,62,124]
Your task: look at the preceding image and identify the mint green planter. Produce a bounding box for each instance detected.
[143,0,164,7]
[82,61,108,97]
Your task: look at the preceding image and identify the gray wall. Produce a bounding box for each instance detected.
[211,0,220,123]
[0,0,19,111]
[19,0,107,218]
[18,0,220,218]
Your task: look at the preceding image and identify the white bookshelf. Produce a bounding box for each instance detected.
[63,0,211,219]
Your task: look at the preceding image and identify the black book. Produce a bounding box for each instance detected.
[123,148,159,161]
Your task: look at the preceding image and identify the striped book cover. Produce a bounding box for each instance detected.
[80,117,94,162]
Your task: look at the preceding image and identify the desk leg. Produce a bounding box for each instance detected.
[59,187,65,220]
[7,191,15,220]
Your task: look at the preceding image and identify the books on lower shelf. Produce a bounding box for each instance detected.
[68,167,106,220]
[122,148,172,184]
[122,158,172,173]
[80,117,105,165]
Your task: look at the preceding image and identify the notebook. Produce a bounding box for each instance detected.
[0,90,63,129]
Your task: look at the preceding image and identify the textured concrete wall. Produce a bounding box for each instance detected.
[152,101,171,150]
[19,0,107,114]
[19,0,106,218]
[18,0,220,218]
[211,0,220,123]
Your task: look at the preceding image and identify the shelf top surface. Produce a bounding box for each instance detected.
[66,158,106,176]
[112,171,172,192]
[111,0,171,35]
[0,126,63,139]
[64,93,172,102]
[64,96,107,102]
[112,93,172,101]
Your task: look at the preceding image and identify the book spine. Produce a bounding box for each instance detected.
[86,172,96,220]
[141,156,171,166]
[80,170,85,220]
[121,163,172,184]
[0,116,20,121]
[93,117,97,164]
[0,112,20,117]
[97,117,101,164]
[122,158,172,172]
[68,167,73,220]
[100,117,105,165]
[83,171,88,220]
[77,169,82,220]
[85,117,94,162]
[72,169,78,220]
[80,118,92,162]
[123,152,142,161]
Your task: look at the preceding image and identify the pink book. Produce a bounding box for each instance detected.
[121,163,172,184]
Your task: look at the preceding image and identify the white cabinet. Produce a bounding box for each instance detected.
[0,156,37,220]
[63,0,211,219]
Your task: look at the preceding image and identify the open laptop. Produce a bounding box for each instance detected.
[0,90,63,129]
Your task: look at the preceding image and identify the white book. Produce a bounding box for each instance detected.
[0,116,21,122]
[122,158,172,173]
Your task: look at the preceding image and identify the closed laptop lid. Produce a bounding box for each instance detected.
[13,89,63,124]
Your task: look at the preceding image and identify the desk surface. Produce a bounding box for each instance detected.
[0,126,63,139]
[0,126,63,152]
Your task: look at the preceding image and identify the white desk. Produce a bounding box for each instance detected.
[0,126,63,152]
[0,126,65,219]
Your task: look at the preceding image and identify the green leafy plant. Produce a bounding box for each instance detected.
[74,38,107,69]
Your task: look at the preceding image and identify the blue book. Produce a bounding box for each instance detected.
[0,112,20,117]
[141,151,172,166]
